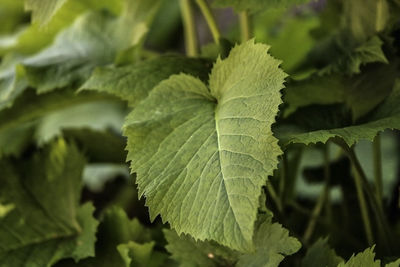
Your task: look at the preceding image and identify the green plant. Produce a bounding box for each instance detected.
[1,0,400,266]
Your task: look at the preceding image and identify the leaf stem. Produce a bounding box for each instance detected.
[333,138,392,252]
[180,0,198,57]
[373,133,383,208]
[303,145,331,244]
[266,180,283,213]
[279,154,286,200]
[238,11,252,42]
[352,165,374,246]
[195,0,221,44]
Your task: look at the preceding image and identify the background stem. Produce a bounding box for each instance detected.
[195,0,221,44]
[239,11,252,41]
[266,180,283,213]
[303,145,331,244]
[333,138,393,253]
[352,165,374,246]
[180,0,198,56]
[373,133,383,208]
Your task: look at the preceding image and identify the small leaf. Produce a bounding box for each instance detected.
[320,36,388,75]
[74,207,164,267]
[117,241,155,267]
[81,56,212,107]
[279,79,400,146]
[337,247,380,267]
[1,0,161,110]
[124,40,286,251]
[164,215,300,267]
[301,238,343,267]
[2,0,123,55]
[236,216,301,267]
[386,259,400,267]
[164,229,236,267]
[0,139,98,266]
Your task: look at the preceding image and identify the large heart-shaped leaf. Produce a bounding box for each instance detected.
[124,40,286,251]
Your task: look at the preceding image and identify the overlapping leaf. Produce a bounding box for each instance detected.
[1,0,123,55]
[302,242,400,267]
[164,215,300,267]
[72,207,169,267]
[284,62,397,120]
[124,40,286,251]
[236,216,301,267]
[0,139,98,266]
[301,238,343,267]
[0,0,160,111]
[164,230,236,267]
[279,79,400,146]
[81,56,212,107]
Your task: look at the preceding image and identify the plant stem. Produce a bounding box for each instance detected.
[238,11,252,42]
[303,146,331,244]
[195,0,221,44]
[323,145,332,221]
[289,201,364,249]
[180,0,198,57]
[373,133,383,208]
[334,138,392,252]
[279,154,286,200]
[266,180,283,213]
[352,165,374,246]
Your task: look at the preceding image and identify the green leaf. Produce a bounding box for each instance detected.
[212,0,310,12]
[337,247,380,267]
[34,101,126,144]
[1,0,161,109]
[117,241,156,267]
[319,36,388,75]
[0,55,28,111]
[74,207,164,267]
[2,0,123,55]
[63,128,127,164]
[164,215,300,267]
[386,259,400,267]
[0,88,116,158]
[22,0,160,94]
[0,139,99,266]
[124,40,286,251]
[301,238,343,267]
[24,0,68,26]
[283,74,345,118]
[81,56,212,107]
[0,122,34,158]
[236,216,301,267]
[284,62,396,121]
[164,229,236,267]
[279,79,400,146]
[0,89,112,133]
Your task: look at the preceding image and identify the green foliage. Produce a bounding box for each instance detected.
[0,139,98,266]
[124,40,286,251]
[164,215,300,267]
[236,216,301,267]
[81,56,212,107]
[301,238,343,267]
[2,0,400,265]
[279,79,400,146]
